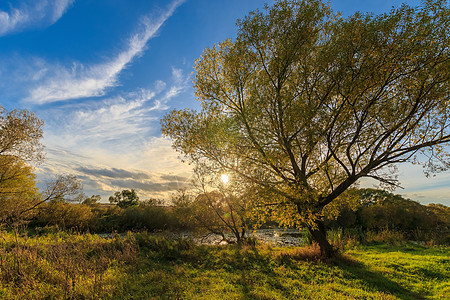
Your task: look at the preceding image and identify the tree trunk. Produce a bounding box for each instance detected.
[307,220,335,259]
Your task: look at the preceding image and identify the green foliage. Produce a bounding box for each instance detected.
[82,194,101,206]
[326,188,450,244]
[118,205,179,231]
[0,230,137,299]
[109,189,140,208]
[29,199,188,234]
[171,189,196,230]
[33,199,94,231]
[91,205,123,232]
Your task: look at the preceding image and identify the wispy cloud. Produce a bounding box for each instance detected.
[36,67,191,199]
[25,0,184,104]
[0,0,74,36]
[42,88,158,150]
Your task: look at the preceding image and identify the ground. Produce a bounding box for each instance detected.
[0,231,448,299]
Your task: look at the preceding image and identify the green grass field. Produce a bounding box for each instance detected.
[0,231,448,299]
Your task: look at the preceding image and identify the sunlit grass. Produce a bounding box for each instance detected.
[0,231,448,299]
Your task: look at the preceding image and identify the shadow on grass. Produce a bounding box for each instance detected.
[333,255,426,300]
[267,244,427,299]
[111,238,436,299]
[360,243,449,257]
[230,245,282,298]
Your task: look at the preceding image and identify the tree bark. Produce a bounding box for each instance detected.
[307,220,335,259]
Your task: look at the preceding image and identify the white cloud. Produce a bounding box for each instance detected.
[0,0,74,36]
[360,162,450,206]
[156,67,190,104]
[37,67,191,199]
[43,88,158,149]
[25,0,184,104]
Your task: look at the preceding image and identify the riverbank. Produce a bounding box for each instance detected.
[136,228,306,247]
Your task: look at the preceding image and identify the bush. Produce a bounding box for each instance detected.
[134,232,196,261]
[366,229,406,246]
[325,189,450,245]
[32,200,94,231]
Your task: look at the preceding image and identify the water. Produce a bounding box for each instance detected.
[249,228,305,246]
[152,228,305,247]
[96,228,306,247]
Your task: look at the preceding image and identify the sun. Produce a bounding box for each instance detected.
[221,174,229,184]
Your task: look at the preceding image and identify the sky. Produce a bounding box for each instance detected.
[1,0,448,206]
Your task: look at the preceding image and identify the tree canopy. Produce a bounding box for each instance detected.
[0,106,84,226]
[162,0,449,257]
[0,106,44,185]
[0,107,44,160]
[109,189,140,208]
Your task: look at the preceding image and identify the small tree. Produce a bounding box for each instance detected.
[171,189,196,230]
[83,195,101,206]
[109,189,140,208]
[189,164,252,243]
[162,0,449,257]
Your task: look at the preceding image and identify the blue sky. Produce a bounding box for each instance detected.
[1,0,448,205]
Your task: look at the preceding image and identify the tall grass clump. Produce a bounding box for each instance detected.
[0,229,137,299]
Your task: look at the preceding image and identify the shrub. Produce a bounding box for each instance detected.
[366,229,406,246]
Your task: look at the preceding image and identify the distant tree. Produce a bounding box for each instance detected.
[83,195,101,206]
[354,188,446,232]
[324,188,450,242]
[427,203,450,226]
[109,189,140,208]
[162,0,449,257]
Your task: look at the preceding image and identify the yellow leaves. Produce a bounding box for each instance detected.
[0,160,40,223]
[0,106,44,164]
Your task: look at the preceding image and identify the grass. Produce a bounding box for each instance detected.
[0,230,448,299]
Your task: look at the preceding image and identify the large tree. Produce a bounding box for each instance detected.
[162,0,449,257]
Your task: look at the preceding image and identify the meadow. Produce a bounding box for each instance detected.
[0,230,448,299]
